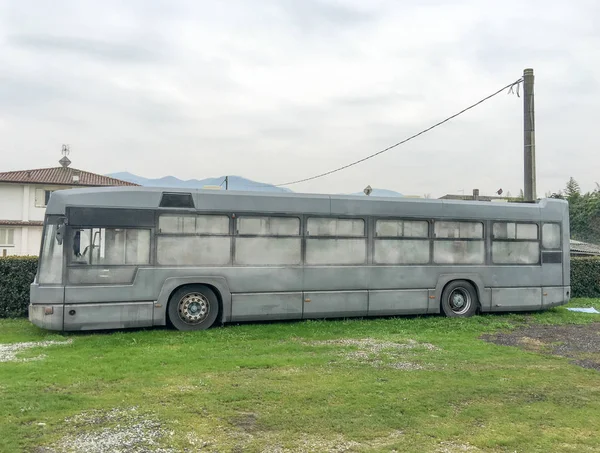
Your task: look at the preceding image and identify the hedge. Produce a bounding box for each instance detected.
[571,257,600,298]
[0,256,38,318]
[0,256,599,319]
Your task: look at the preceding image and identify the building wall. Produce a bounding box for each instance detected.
[0,226,43,256]
[28,184,71,221]
[0,183,76,223]
[0,183,77,256]
[0,183,24,220]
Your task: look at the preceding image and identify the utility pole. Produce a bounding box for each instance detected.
[523,68,536,201]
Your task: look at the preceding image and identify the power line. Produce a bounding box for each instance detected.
[273,78,524,187]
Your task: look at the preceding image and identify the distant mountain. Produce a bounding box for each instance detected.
[106,172,292,193]
[106,172,405,197]
[349,188,404,197]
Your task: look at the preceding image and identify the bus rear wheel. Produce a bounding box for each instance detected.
[441,280,479,318]
[168,285,219,331]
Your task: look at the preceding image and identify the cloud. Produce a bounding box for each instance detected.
[0,0,599,197]
[8,34,165,63]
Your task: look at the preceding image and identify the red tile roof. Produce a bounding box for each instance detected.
[0,220,44,227]
[0,167,137,187]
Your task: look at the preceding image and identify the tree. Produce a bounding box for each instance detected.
[518,189,524,200]
[557,179,600,244]
[565,177,581,199]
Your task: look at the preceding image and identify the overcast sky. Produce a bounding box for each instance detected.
[1,0,598,197]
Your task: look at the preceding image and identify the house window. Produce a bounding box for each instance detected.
[35,189,54,208]
[0,228,15,246]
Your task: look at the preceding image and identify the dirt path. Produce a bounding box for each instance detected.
[481,322,600,370]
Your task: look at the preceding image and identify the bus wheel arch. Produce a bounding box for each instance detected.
[440,279,480,318]
[167,284,221,331]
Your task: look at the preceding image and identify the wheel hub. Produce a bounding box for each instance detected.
[452,293,465,308]
[178,293,210,324]
[449,289,471,315]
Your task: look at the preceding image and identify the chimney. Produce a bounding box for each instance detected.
[472,189,480,201]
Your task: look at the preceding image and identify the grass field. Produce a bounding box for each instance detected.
[1,299,599,453]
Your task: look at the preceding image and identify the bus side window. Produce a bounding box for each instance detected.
[542,224,561,249]
[71,229,92,264]
[492,222,539,264]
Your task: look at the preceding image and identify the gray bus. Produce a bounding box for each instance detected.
[29,187,570,331]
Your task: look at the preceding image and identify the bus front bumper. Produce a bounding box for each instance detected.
[29,283,65,331]
[29,304,64,331]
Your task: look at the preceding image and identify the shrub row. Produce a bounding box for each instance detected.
[0,256,599,319]
[0,256,38,318]
[571,257,600,298]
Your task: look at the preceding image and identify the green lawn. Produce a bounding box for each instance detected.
[1,299,599,453]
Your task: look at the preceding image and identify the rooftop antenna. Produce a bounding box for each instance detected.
[59,144,71,168]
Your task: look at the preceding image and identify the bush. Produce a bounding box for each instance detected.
[0,256,38,318]
[571,257,600,298]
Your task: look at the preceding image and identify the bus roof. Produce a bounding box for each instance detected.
[46,186,568,222]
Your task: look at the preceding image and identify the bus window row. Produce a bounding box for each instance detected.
[68,215,562,268]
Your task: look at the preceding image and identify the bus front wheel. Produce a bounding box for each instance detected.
[441,280,479,318]
[168,285,219,331]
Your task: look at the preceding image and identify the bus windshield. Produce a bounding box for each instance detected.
[38,217,64,285]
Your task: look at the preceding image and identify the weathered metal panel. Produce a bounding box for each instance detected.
[304,266,370,292]
[63,302,154,330]
[231,292,303,322]
[28,304,64,331]
[491,287,542,311]
[543,286,568,308]
[47,186,567,224]
[542,263,563,286]
[30,283,64,305]
[303,291,368,318]
[67,267,137,285]
[368,290,429,316]
[368,266,436,290]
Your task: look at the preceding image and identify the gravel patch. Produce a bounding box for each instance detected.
[481,323,600,370]
[249,430,404,453]
[43,407,406,452]
[44,407,176,453]
[436,441,480,452]
[304,338,438,370]
[0,339,72,363]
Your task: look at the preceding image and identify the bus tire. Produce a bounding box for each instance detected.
[168,285,219,331]
[441,280,478,318]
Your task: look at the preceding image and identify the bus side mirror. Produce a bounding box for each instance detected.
[56,224,66,245]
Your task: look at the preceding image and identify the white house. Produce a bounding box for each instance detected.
[0,159,136,256]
